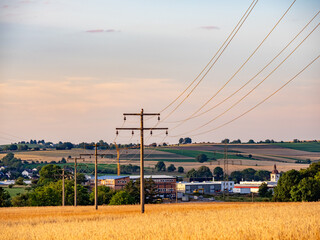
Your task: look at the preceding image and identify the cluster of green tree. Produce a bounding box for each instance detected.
[120,164,140,174]
[154,161,184,173]
[55,142,74,150]
[78,141,139,150]
[195,153,218,163]
[186,166,213,178]
[258,183,273,198]
[0,187,11,207]
[185,166,271,182]
[273,162,320,202]
[178,137,192,144]
[230,169,271,183]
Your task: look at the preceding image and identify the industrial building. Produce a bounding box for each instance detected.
[176,181,234,197]
[97,175,130,190]
[130,175,176,198]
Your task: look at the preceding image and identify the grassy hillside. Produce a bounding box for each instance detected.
[271,142,320,152]
[1,203,319,240]
[156,148,251,160]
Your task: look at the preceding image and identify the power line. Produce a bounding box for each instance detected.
[172,21,319,136]
[185,54,320,137]
[159,0,259,120]
[165,0,298,129]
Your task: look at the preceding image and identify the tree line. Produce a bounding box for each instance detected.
[0,164,159,207]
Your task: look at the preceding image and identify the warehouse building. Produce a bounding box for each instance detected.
[130,175,176,198]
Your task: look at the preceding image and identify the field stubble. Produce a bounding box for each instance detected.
[1,202,319,240]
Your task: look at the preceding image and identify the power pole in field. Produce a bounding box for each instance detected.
[62,167,65,206]
[68,157,84,207]
[79,144,110,210]
[116,108,168,213]
[114,143,121,176]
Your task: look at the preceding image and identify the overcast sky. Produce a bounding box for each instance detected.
[0,0,319,145]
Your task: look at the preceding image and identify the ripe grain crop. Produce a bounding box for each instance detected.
[1,202,319,240]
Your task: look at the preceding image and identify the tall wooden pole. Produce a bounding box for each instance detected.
[140,108,145,213]
[74,158,77,207]
[116,109,168,214]
[62,167,65,206]
[95,143,98,210]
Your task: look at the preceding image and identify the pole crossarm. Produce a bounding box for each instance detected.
[124,113,160,116]
[116,128,168,130]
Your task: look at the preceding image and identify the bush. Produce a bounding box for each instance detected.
[167,164,176,172]
[195,154,208,163]
[109,191,135,205]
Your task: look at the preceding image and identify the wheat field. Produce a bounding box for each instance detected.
[1,202,319,240]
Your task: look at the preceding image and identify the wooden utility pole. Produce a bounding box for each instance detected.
[95,143,98,210]
[80,147,107,210]
[116,108,168,213]
[114,143,121,176]
[62,167,65,206]
[68,157,84,207]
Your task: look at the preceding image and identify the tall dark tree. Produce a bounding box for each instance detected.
[197,166,213,178]
[230,171,242,183]
[290,177,320,202]
[155,161,166,172]
[195,154,208,163]
[0,187,11,207]
[273,169,301,202]
[38,164,61,185]
[213,167,224,180]
[221,139,230,144]
[254,170,271,181]
[241,168,256,181]
[258,183,272,198]
[167,164,176,172]
[186,168,198,178]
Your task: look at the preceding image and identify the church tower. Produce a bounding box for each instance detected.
[270,164,280,182]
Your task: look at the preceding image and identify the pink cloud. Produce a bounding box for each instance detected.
[2,5,9,8]
[85,29,121,33]
[86,29,104,33]
[199,26,220,30]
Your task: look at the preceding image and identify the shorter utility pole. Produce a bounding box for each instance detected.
[68,157,84,207]
[114,143,121,176]
[62,167,65,206]
[80,145,106,210]
[116,109,168,213]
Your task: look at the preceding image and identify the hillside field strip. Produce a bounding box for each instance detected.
[1,202,319,240]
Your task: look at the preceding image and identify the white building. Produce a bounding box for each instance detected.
[177,181,234,197]
[233,165,280,194]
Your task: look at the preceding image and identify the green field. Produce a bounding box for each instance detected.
[3,187,26,197]
[156,148,251,160]
[272,142,320,152]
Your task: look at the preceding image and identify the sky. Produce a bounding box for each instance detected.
[0,0,319,145]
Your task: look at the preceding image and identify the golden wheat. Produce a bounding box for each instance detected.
[1,202,319,240]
